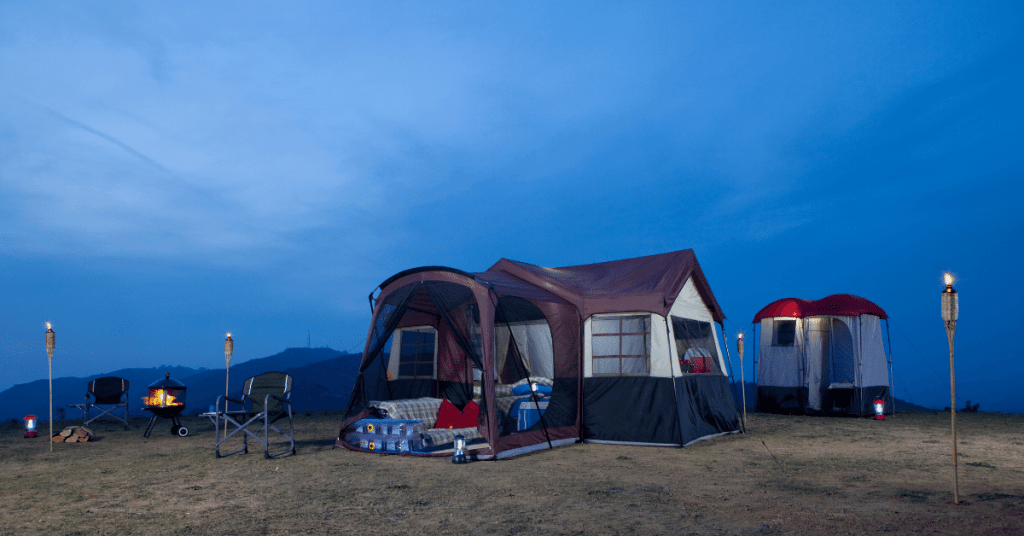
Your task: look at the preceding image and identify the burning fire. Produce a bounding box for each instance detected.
[944,273,954,286]
[142,389,183,407]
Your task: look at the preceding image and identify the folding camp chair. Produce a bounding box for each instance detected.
[70,376,130,430]
[214,372,296,459]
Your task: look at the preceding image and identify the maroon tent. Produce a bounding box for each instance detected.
[337,250,740,459]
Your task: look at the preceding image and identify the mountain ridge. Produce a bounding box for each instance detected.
[0,347,361,422]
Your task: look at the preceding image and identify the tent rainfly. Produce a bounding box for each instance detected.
[336,250,741,459]
[752,294,893,415]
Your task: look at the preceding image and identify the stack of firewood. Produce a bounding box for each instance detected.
[52,426,93,443]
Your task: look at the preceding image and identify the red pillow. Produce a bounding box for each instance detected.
[434,399,479,429]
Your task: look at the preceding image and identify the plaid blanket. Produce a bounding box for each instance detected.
[369,397,443,429]
[421,426,483,447]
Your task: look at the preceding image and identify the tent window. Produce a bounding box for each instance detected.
[671,317,720,374]
[494,296,555,384]
[592,315,650,376]
[773,320,796,347]
[397,327,436,379]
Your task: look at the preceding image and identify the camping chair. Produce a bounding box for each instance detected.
[70,376,130,430]
[214,371,296,459]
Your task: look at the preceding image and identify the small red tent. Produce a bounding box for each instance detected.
[752,294,892,415]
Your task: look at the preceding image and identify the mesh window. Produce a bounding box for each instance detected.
[671,316,722,375]
[397,328,435,379]
[592,315,650,376]
[773,319,796,347]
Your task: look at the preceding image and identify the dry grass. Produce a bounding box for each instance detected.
[2,411,1023,535]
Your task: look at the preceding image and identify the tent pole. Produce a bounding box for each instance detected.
[751,323,758,413]
[858,317,865,416]
[720,325,743,433]
[885,319,894,419]
[666,317,682,444]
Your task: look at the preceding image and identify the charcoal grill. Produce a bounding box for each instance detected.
[142,373,189,437]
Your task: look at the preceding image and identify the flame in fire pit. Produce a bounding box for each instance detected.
[142,389,183,407]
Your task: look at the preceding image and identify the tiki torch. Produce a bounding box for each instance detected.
[46,323,55,451]
[224,333,233,434]
[737,333,746,430]
[941,273,959,504]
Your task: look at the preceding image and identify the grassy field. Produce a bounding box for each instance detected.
[2,411,1023,535]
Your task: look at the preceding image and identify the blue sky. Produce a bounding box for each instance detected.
[1,2,1021,412]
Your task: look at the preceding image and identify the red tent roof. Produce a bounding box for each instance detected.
[752,294,887,322]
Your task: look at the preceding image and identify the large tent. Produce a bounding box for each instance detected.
[752,294,893,415]
[336,250,740,459]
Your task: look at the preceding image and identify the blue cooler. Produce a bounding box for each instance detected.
[514,399,549,431]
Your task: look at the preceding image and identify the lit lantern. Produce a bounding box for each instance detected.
[873,398,886,420]
[24,415,38,438]
[452,434,467,464]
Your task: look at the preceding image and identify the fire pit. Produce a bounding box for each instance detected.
[142,373,189,437]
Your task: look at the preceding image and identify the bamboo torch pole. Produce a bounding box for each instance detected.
[224,333,233,435]
[46,323,55,452]
[737,333,746,430]
[941,273,959,504]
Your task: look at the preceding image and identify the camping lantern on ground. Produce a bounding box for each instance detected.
[24,415,38,438]
[452,435,467,464]
[873,398,886,420]
[942,273,959,504]
[142,373,189,437]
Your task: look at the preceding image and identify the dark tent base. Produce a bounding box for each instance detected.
[757,386,892,416]
[583,375,740,446]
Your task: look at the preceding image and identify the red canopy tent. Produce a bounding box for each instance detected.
[752,294,892,415]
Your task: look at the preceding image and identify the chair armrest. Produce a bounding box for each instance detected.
[216,395,247,412]
[265,393,293,411]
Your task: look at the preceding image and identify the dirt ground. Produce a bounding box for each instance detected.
[1,411,1022,535]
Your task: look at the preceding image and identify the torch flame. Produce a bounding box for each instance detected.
[944,273,953,286]
[737,332,743,340]
[45,322,52,330]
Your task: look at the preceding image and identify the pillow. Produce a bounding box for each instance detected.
[434,399,480,429]
[511,383,553,397]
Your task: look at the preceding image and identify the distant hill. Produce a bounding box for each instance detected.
[4,355,947,424]
[0,348,362,423]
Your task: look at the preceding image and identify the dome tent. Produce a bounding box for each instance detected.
[752,294,892,415]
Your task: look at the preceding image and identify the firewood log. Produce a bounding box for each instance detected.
[52,435,65,443]
[75,427,89,438]
[59,428,73,438]
[64,435,77,443]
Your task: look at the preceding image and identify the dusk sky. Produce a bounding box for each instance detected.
[2,2,1022,412]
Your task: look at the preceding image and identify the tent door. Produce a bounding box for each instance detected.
[826,318,855,411]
